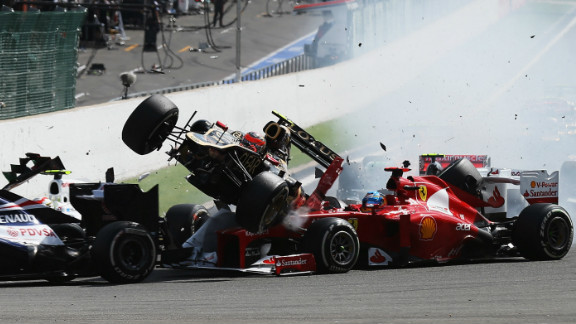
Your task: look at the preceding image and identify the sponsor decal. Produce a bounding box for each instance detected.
[511,170,522,177]
[0,213,38,224]
[262,257,275,265]
[523,180,559,199]
[419,155,489,174]
[0,224,63,246]
[6,227,19,237]
[245,229,269,237]
[18,227,57,237]
[368,248,393,266]
[293,130,340,163]
[273,254,316,274]
[486,186,505,208]
[455,223,471,231]
[418,186,428,201]
[530,180,558,189]
[238,151,262,175]
[419,216,437,241]
[347,218,358,230]
[275,258,308,267]
[520,170,559,203]
[523,188,558,198]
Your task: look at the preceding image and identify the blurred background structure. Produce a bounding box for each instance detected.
[0,0,473,119]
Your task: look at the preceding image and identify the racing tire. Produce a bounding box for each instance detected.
[92,221,156,284]
[236,171,289,233]
[512,203,573,260]
[438,158,483,194]
[323,196,343,210]
[165,204,210,248]
[302,217,360,273]
[122,94,179,155]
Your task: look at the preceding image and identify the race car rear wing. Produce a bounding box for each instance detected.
[269,111,341,169]
[435,157,576,220]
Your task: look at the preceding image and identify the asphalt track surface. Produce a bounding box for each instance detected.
[75,1,323,107]
[1,254,575,324]
[3,2,576,324]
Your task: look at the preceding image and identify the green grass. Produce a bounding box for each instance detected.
[121,117,354,216]
[123,163,209,216]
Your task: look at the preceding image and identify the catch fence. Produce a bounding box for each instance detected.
[0,8,86,120]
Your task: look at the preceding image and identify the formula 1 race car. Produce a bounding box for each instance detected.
[158,157,574,274]
[0,154,157,284]
[122,94,339,233]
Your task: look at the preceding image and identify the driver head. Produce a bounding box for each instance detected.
[241,131,266,155]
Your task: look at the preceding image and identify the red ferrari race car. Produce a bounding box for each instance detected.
[115,95,574,277]
[161,158,574,274]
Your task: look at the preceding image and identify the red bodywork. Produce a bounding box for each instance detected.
[216,157,495,269]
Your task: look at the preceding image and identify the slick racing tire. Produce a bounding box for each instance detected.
[512,203,573,260]
[165,204,210,248]
[302,217,360,273]
[236,171,289,233]
[323,196,343,210]
[93,221,156,284]
[122,94,179,155]
[438,158,483,195]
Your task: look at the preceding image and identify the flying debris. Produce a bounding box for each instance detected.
[138,172,151,182]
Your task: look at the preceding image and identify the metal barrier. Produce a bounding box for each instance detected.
[232,54,314,83]
[117,0,471,102]
[120,53,314,100]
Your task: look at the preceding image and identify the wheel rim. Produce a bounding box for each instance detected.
[145,112,178,152]
[329,230,356,266]
[547,216,570,251]
[259,187,289,231]
[116,236,152,271]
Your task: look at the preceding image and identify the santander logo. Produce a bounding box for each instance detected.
[369,249,387,264]
[487,186,505,208]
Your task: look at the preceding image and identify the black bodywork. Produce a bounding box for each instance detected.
[0,154,159,283]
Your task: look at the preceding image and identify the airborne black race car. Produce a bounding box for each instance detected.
[122,94,338,233]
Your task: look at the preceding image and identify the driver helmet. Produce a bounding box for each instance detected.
[426,161,443,175]
[241,131,266,155]
[362,191,384,211]
[190,119,212,134]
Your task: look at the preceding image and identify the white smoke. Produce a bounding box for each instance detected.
[282,206,312,232]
